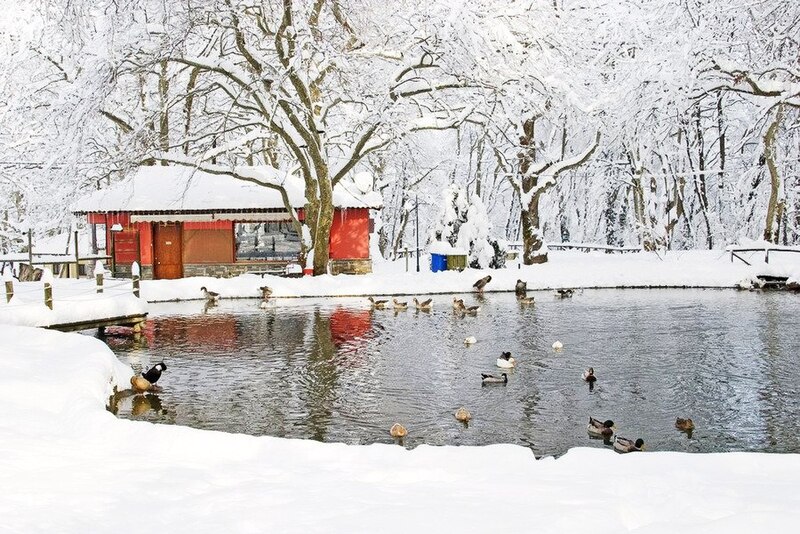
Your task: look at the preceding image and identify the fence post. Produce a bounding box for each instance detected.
[95,261,105,294]
[73,228,80,279]
[42,268,53,310]
[132,261,140,298]
[3,271,12,303]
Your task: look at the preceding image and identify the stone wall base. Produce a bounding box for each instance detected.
[329,258,372,275]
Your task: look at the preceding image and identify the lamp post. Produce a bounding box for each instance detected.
[110,223,123,277]
[415,193,420,273]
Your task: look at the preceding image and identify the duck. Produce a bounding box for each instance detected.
[552,340,564,351]
[392,298,408,310]
[413,297,433,311]
[515,279,527,297]
[614,436,645,453]
[453,297,465,310]
[130,375,152,393]
[142,362,167,384]
[368,296,388,309]
[389,423,408,439]
[462,303,481,315]
[473,275,492,293]
[582,367,597,383]
[496,351,516,368]
[675,417,695,431]
[556,288,574,298]
[201,286,220,302]
[464,336,477,345]
[259,285,273,299]
[481,372,508,385]
[455,407,472,423]
[518,296,535,305]
[587,417,615,438]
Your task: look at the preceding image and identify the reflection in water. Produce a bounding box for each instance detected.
[106,290,800,456]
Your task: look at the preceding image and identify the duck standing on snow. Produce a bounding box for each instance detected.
[368,296,388,309]
[614,436,645,453]
[496,351,516,368]
[481,372,508,385]
[473,275,492,293]
[201,286,220,302]
[413,297,433,311]
[587,417,614,438]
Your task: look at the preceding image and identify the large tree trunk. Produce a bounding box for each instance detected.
[763,105,784,243]
[521,191,547,264]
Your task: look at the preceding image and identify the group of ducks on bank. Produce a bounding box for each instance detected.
[588,416,696,453]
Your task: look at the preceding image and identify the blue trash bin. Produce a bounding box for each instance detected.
[430,253,447,273]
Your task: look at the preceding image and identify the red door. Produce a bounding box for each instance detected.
[153,223,183,279]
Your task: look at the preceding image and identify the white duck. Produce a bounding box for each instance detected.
[464,336,477,345]
[496,351,516,368]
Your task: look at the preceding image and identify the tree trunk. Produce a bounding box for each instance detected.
[763,105,783,243]
[521,191,547,264]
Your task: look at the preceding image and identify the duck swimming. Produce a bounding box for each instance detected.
[142,362,167,384]
[496,351,516,368]
[453,297,465,310]
[464,336,477,345]
[614,436,645,453]
[675,418,695,431]
[556,288,574,298]
[413,297,433,311]
[515,279,527,297]
[582,367,597,383]
[518,296,535,305]
[368,296,388,309]
[389,423,408,439]
[455,407,472,423]
[259,286,273,299]
[392,298,408,310]
[587,417,614,438]
[552,340,564,351]
[481,373,508,385]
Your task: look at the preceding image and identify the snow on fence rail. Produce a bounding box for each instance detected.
[0,267,147,330]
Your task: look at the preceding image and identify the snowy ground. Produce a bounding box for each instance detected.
[2,248,800,532]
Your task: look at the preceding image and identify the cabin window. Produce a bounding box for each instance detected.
[234,222,301,261]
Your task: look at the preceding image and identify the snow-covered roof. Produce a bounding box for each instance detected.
[72,166,383,214]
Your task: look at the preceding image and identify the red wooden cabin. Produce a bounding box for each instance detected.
[72,167,381,279]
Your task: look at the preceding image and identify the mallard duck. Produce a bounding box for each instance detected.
[259,286,273,299]
[130,375,152,393]
[518,296,535,305]
[556,288,574,298]
[368,296,388,309]
[552,340,564,351]
[464,336,477,345]
[453,297,465,310]
[455,407,472,423]
[496,351,516,368]
[515,279,527,297]
[675,418,695,431]
[201,286,220,302]
[473,275,492,292]
[389,423,407,438]
[462,304,481,315]
[392,298,408,310]
[614,436,644,453]
[413,297,433,311]
[481,372,508,385]
[587,417,615,437]
[142,362,167,384]
[582,367,597,383]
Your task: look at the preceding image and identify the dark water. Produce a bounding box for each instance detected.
[104,289,800,457]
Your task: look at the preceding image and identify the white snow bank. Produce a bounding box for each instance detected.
[1,325,799,532]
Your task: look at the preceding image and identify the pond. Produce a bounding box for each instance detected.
[104,289,800,457]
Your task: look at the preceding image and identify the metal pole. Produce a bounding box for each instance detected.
[415,193,420,272]
[73,229,80,279]
[111,232,116,277]
[27,231,33,267]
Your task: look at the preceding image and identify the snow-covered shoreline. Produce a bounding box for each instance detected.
[1,324,799,532]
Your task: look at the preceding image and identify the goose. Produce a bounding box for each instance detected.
[455,407,472,423]
[675,418,695,432]
[556,288,574,298]
[552,340,564,351]
[515,279,527,297]
[473,275,492,292]
[200,286,220,302]
[142,362,167,384]
[389,423,408,439]
[413,297,433,311]
[614,436,645,453]
[582,367,597,383]
[464,336,477,345]
[496,351,516,368]
[587,417,615,438]
[481,372,508,385]
[130,375,152,393]
[392,298,408,310]
[368,296,388,309]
